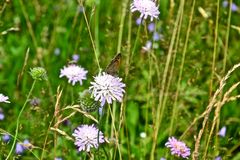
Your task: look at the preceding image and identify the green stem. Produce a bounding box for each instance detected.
[18,0,38,49]
[78,0,101,71]
[214,0,232,155]
[117,0,128,53]
[6,80,36,159]
[95,3,100,58]
[170,0,195,135]
[150,0,185,159]
[130,24,141,63]
[209,0,220,97]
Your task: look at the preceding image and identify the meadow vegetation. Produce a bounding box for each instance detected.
[0,0,240,159]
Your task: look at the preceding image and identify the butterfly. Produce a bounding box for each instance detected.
[105,53,121,76]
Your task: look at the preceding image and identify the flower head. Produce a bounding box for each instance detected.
[153,32,162,41]
[60,64,88,85]
[0,93,10,103]
[148,23,155,32]
[136,17,143,25]
[2,134,11,143]
[222,1,239,12]
[231,3,238,11]
[54,48,61,56]
[79,90,100,112]
[30,97,41,107]
[72,124,104,152]
[142,40,152,52]
[0,112,4,120]
[165,137,191,159]
[0,107,4,120]
[30,67,48,81]
[16,143,24,154]
[130,0,160,21]
[218,126,227,137]
[89,72,126,106]
[72,54,80,62]
[140,132,147,138]
[215,156,222,160]
[222,1,228,7]
[15,139,31,154]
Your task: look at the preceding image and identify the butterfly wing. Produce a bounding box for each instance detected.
[105,53,121,76]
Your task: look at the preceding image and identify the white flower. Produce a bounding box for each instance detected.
[140,132,147,138]
[0,93,10,103]
[89,72,126,106]
[130,0,160,21]
[60,64,88,85]
[72,124,104,152]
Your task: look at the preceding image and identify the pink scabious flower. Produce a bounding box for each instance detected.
[0,93,10,103]
[130,0,160,21]
[60,64,88,85]
[165,137,191,159]
[89,72,126,106]
[72,124,105,152]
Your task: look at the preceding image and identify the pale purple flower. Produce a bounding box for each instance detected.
[60,64,88,85]
[160,158,166,160]
[22,139,31,150]
[231,3,238,11]
[89,72,126,106]
[153,32,161,41]
[0,93,10,103]
[165,137,191,159]
[72,54,80,62]
[142,40,152,52]
[0,107,4,120]
[15,139,31,154]
[54,48,61,56]
[136,17,143,25]
[222,1,239,12]
[0,112,4,120]
[55,158,63,160]
[130,0,160,21]
[2,134,11,143]
[72,124,104,152]
[148,23,155,32]
[16,143,24,154]
[98,106,104,116]
[222,1,228,7]
[218,126,227,137]
[215,156,222,160]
